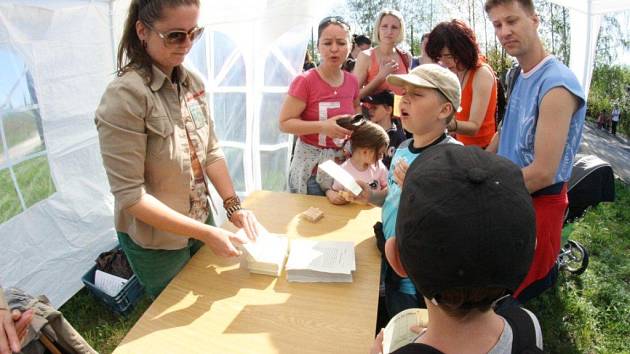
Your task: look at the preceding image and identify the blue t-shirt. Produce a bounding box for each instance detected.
[382,134,461,294]
[498,56,586,185]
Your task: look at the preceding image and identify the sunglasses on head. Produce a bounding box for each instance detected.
[319,16,350,28]
[336,114,366,129]
[144,22,205,46]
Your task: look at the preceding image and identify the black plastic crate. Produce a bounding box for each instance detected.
[81,258,144,316]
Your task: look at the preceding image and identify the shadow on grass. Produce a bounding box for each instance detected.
[59,287,152,354]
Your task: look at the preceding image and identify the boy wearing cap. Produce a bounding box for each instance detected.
[353,64,462,318]
[371,144,542,354]
[362,90,407,169]
[485,0,586,302]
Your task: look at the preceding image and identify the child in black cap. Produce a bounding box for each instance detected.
[371,144,542,353]
[361,90,406,169]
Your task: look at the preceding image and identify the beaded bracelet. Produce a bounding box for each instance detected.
[223,195,242,221]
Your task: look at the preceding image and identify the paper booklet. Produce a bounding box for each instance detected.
[318,159,363,196]
[382,308,429,353]
[94,270,128,297]
[238,226,289,277]
[285,239,356,283]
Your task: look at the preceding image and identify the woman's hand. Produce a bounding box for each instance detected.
[1,308,33,354]
[377,58,400,80]
[369,328,385,354]
[229,209,260,241]
[202,228,248,257]
[393,159,409,186]
[321,115,353,140]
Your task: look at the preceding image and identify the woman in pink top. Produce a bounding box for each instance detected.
[279,16,360,196]
[353,9,411,98]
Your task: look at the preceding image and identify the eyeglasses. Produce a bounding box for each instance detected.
[436,52,455,62]
[144,22,204,46]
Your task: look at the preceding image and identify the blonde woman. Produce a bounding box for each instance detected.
[353,9,411,98]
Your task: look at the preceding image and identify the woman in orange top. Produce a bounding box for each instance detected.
[353,9,411,98]
[425,19,497,148]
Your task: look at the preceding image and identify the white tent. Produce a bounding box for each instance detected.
[1,0,628,308]
[0,0,336,307]
[548,0,630,97]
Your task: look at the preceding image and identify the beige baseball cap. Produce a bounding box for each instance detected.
[387,64,462,113]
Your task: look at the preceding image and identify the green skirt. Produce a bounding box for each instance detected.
[117,214,214,299]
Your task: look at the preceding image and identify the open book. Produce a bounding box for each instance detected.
[318,159,363,196]
[238,227,289,277]
[382,308,429,353]
[285,239,356,282]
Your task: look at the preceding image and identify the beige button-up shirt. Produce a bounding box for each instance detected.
[95,65,224,250]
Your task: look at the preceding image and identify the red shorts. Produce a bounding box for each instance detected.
[514,183,568,297]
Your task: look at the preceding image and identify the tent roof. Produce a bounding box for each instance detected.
[549,0,630,15]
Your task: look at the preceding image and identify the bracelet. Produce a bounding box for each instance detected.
[223,195,242,220]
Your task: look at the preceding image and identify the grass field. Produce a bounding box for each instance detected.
[58,180,630,354]
[0,155,55,223]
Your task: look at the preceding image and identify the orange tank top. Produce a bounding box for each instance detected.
[365,48,408,95]
[456,63,497,148]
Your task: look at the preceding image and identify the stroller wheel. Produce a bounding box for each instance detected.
[559,240,589,275]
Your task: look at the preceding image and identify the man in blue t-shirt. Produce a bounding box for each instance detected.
[485,0,586,303]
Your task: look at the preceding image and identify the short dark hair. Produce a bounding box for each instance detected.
[484,0,535,14]
[353,34,372,47]
[425,19,480,70]
[436,287,507,318]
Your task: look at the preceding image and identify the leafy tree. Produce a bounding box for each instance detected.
[588,65,630,135]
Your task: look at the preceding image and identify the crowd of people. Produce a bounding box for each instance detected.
[2,0,588,353]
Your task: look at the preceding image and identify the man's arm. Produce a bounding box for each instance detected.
[522,87,579,193]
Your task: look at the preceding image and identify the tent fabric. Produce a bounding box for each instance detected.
[0,0,337,307]
[549,0,630,97]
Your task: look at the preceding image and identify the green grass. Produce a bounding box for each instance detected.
[0,155,56,223]
[528,179,630,353]
[1,109,43,149]
[59,288,152,354]
[58,180,630,354]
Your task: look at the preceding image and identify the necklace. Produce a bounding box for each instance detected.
[316,66,343,95]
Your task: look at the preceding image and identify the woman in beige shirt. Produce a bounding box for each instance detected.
[95,0,259,298]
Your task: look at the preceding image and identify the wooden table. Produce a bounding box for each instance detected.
[114,191,382,354]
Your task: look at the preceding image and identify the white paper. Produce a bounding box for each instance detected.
[318,160,363,196]
[285,239,355,274]
[94,270,128,297]
[382,308,429,353]
[238,226,289,277]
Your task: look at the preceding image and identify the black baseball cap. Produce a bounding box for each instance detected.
[361,90,394,107]
[396,144,535,301]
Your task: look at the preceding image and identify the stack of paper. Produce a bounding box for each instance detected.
[285,239,356,282]
[239,227,289,277]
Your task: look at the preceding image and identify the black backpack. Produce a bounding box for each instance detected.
[392,298,543,354]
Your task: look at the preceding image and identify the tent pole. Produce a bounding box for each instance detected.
[109,0,116,70]
[583,1,592,88]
